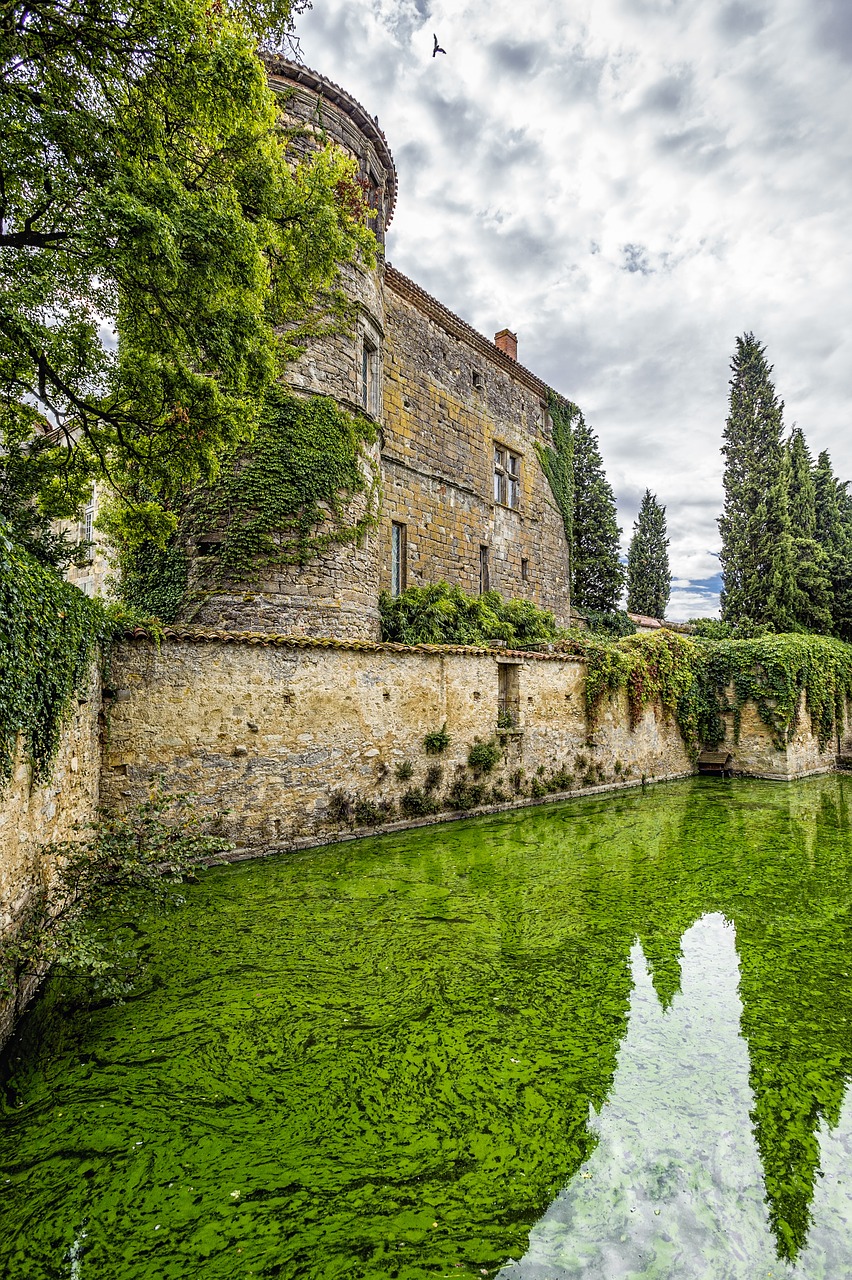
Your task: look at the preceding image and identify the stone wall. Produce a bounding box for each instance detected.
[100,634,692,850]
[722,696,844,780]
[0,670,101,1044]
[382,269,572,625]
[188,61,396,640]
[0,671,101,937]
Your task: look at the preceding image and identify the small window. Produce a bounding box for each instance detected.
[494,447,505,504]
[498,663,520,728]
[472,369,484,391]
[479,544,490,595]
[391,521,407,596]
[506,452,521,509]
[494,445,521,509]
[83,503,94,544]
[521,558,529,583]
[361,338,378,413]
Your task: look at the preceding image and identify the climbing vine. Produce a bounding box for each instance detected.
[111,390,380,619]
[0,522,105,784]
[581,629,852,755]
[535,392,575,554]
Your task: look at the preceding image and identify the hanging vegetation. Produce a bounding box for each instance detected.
[582,629,852,755]
[109,390,380,619]
[0,523,105,784]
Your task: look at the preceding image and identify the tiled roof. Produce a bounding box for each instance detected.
[262,55,398,229]
[385,264,558,403]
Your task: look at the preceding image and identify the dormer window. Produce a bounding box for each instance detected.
[494,445,521,509]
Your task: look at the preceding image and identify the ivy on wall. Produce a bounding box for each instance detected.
[0,522,105,784]
[112,390,380,619]
[581,629,852,756]
[535,393,575,556]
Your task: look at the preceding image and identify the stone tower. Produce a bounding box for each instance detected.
[190,60,397,639]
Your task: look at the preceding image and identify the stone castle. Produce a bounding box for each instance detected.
[70,59,572,638]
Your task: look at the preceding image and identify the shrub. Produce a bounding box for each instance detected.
[399,788,439,818]
[327,790,353,824]
[424,764,443,793]
[582,609,637,639]
[423,723,451,754]
[353,798,387,826]
[0,788,229,1009]
[394,759,414,782]
[379,582,562,647]
[446,780,488,810]
[468,739,501,773]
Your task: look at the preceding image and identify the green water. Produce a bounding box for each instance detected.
[3,777,852,1279]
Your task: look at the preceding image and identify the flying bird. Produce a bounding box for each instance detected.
[432,34,446,57]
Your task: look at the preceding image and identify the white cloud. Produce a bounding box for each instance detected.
[295,0,852,619]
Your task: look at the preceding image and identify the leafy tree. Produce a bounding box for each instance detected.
[718,334,796,629]
[626,489,671,619]
[785,428,832,633]
[571,414,624,611]
[814,450,852,640]
[0,0,374,560]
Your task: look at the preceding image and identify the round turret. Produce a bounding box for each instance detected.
[189,61,396,639]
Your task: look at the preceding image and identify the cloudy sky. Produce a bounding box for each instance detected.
[294,0,852,618]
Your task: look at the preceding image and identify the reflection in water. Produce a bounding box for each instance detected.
[501,916,775,1277]
[2,776,852,1278]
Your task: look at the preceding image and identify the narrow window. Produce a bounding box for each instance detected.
[479,544,490,595]
[493,447,506,505]
[494,445,521,508]
[391,521,407,596]
[472,369,484,391]
[521,557,529,583]
[506,451,521,509]
[498,663,520,728]
[83,502,94,545]
[362,338,377,413]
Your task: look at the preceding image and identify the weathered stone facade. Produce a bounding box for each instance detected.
[381,269,571,622]
[191,61,573,638]
[99,634,692,849]
[0,673,101,1043]
[95,632,847,853]
[69,61,573,639]
[190,61,394,639]
[0,674,101,939]
[723,696,845,780]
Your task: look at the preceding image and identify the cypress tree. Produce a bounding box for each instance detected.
[626,490,671,619]
[571,414,624,611]
[814,450,852,640]
[718,334,796,629]
[786,428,832,633]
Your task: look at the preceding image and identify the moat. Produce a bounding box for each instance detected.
[2,775,852,1279]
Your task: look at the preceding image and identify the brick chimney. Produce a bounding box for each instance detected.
[495,328,518,361]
